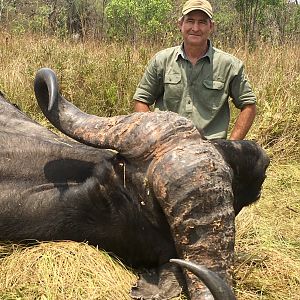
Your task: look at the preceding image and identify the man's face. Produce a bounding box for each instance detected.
[179,10,214,47]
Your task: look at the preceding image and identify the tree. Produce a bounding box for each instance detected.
[105,0,172,42]
[234,0,299,46]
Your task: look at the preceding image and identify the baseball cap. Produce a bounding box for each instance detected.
[182,0,213,19]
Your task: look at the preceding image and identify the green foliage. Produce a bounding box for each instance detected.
[0,0,299,45]
[105,0,173,41]
[233,0,299,46]
[66,0,105,35]
[51,6,69,38]
[29,5,52,34]
[105,0,137,39]
[212,2,239,44]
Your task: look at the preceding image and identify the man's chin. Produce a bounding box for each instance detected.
[186,38,204,47]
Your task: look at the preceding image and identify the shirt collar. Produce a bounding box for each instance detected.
[177,40,213,63]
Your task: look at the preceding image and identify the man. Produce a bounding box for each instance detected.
[133,0,256,140]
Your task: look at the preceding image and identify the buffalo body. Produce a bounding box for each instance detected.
[0,69,269,300]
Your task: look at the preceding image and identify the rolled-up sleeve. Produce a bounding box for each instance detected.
[230,62,256,109]
[133,56,164,105]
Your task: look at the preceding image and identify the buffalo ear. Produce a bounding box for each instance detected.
[211,139,258,174]
[211,139,269,176]
[211,139,270,215]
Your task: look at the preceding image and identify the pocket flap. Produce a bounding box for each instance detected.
[165,73,181,84]
[203,80,224,90]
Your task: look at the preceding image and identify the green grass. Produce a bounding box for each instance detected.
[0,31,299,299]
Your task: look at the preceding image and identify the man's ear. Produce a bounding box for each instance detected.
[210,20,215,33]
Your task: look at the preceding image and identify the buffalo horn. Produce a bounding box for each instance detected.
[34,68,200,160]
[170,259,236,300]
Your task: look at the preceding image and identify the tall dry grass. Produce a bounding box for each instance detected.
[229,43,300,163]
[0,32,149,119]
[234,164,300,299]
[0,31,299,299]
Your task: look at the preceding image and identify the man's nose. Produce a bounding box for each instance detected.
[192,22,201,31]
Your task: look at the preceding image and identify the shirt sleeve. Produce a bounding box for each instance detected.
[229,62,256,109]
[133,55,164,105]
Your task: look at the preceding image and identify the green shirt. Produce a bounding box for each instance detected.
[133,42,256,139]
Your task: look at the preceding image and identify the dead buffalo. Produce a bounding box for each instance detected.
[0,68,269,300]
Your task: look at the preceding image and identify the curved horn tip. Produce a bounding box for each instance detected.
[35,67,55,79]
[35,67,59,112]
[38,67,55,73]
[170,258,236,300]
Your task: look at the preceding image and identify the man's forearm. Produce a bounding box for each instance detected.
[229,104,256,140]
[134,100,151,112]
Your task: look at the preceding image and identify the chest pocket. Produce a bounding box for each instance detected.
[163,73,183,111]
[202,79,225,109]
